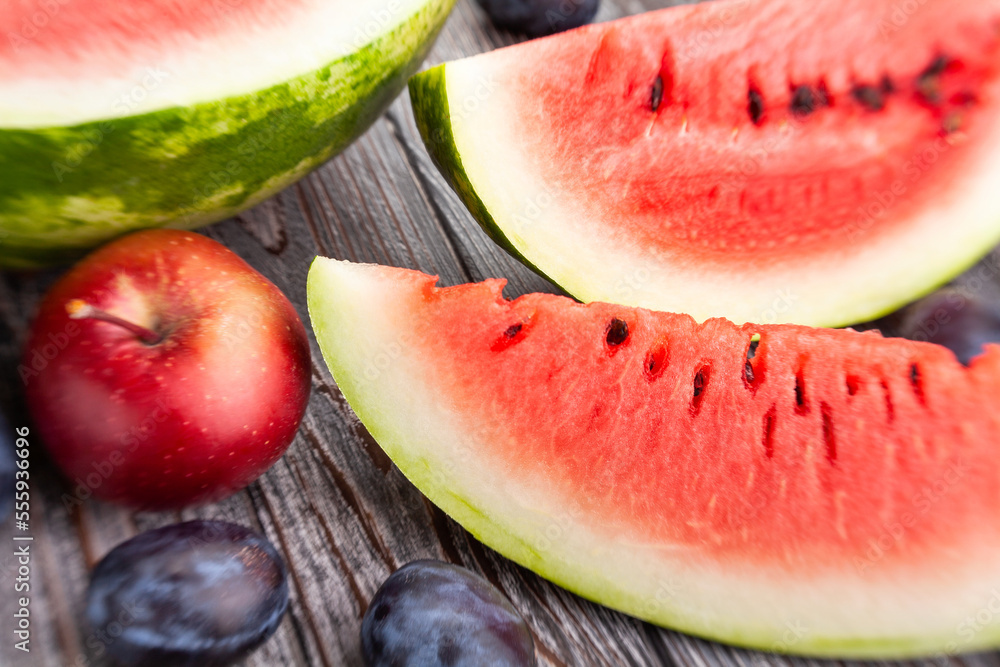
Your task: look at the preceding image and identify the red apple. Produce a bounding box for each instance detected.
[21,229,311,510]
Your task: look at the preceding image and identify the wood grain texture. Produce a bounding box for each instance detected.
[2,1,999,666]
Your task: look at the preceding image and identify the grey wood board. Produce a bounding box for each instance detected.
[1,1,997,666]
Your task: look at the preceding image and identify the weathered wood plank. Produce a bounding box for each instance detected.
[3,1,1000,666]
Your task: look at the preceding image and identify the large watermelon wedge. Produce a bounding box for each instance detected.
[0,0,455,269]
[409,0,1000,327]
[308,257,1000,658]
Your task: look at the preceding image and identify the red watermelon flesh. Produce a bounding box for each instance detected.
[1,0,293,78]
[308,258,1000,656]
[368,266,1000,568]
[537,1,997,260]
[409,0,1000,326]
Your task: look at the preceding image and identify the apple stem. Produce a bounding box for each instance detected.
[66,299,164,345]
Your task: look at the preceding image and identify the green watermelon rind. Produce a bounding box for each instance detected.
[408,63,552,281]
[306,256,1000,658]
[0,0,455,270]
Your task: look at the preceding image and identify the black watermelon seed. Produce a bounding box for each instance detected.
[748,87,765,125]
[790,85,817,116]
[794,370,808,412]
[916,56,951,106]
[644,342,669,381]
[503,323,523,338]
[921,55,950,79]
[606,318,629,346]
[941,113,963,135]
[852,84,885,111]
[690,365,711,415]
[910,363,926,404]
[917,80,942,106]
[490,322,526,352]
[651,75,664,112]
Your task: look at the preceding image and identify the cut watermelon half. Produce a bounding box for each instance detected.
[308,257,1000,658]
[409,0,1000,327]
[0,0,454,268]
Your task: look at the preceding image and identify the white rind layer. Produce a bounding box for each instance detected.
[440,45,1000,327]
[307,256,1000,657]
[0,0,430,128]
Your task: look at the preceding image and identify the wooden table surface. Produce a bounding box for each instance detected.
[3,1,1000,665]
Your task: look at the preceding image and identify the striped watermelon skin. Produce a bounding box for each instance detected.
[307,257,1000,658]
[0,0,454,269]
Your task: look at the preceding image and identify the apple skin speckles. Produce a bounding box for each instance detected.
[23,229,311,510]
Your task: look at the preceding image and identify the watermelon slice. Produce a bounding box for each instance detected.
[409,0,1000,327]
[307,257,1000,658]
[0,0,455,269]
